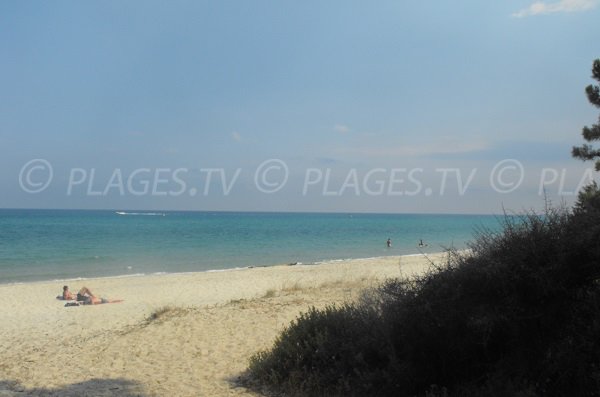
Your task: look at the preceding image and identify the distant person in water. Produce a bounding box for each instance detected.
[61,286,123,305]
[386,238,392,248]
[418,239,428,248]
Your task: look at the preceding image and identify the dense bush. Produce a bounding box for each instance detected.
[247,188,600,396]
[249,304,392,396]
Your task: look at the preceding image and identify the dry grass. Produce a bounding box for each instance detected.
[146,305,189,323]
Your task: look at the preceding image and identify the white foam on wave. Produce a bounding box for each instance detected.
[314,252,433,265]
[50,273,148,283]
[205,267,248,273]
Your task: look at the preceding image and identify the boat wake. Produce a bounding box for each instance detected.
[115,211,166,216]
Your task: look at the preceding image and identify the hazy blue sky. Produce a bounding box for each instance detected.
[1,0,599,213]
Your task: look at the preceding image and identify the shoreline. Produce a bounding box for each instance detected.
[0,251,442,287]
[0,252,444,396]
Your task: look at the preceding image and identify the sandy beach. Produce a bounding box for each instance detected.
[0,253,442,397]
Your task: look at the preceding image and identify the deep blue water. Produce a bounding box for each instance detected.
[0,209,501,283]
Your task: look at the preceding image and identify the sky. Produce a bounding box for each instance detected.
[1,0,599,214]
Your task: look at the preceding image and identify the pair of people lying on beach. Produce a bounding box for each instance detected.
[62,285,122,305]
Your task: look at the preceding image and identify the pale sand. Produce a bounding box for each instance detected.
[0,253,443,397]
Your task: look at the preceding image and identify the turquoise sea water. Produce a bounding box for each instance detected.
[0,209,502,284]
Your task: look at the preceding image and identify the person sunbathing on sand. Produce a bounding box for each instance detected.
[76,286,123,305]
[62,285,76,300]
[61,286,123,305]
[86,295,123,305]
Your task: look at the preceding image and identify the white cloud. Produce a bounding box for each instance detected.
[334,124,350,134]
[512,0,598,17]
[231,131,242,142]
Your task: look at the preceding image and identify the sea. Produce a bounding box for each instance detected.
[0,209,502,284]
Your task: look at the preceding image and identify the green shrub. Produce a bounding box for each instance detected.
[247,201,600,396]
[249,303,393,396]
